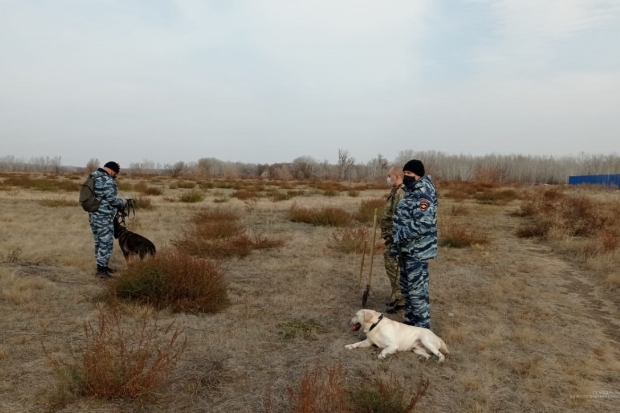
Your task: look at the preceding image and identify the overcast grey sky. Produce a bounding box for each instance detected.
[1,0,619,167]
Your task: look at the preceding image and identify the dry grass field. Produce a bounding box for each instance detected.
[1,173,619,412]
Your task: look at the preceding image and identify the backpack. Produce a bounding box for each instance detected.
[79,172,106,212]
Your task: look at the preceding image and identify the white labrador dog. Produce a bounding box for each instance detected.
[345,309,449,362]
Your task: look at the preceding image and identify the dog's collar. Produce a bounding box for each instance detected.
[368,314,384,332]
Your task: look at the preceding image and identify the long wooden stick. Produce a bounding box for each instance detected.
[358,240,367,286]
[367,208,378,292]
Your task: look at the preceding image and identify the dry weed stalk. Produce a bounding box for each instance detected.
[286,363,351,413]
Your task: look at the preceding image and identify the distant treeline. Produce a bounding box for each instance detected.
[1,150,619,184]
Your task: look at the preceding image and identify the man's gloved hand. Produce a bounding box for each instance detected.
[126,198,135,208]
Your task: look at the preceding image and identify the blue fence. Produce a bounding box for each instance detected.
[568,174,620,188]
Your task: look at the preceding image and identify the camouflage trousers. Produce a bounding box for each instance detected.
[383,247,404,305]
[89,213,114,268]
[399,257,431,330]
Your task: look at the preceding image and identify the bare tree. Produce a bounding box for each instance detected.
[337,149,355,180]
[367,153,389,179]
[48,156,62,174]
[291,156,317,179]
[0,155,18,172]
[164,161,188,178]
[129,159,157,174]
[86,158,100,174]
[221,163,240,179]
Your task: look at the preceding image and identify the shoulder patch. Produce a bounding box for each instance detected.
[420,199,430,212]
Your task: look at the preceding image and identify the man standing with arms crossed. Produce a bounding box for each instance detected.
[381,166,407,314]
[391,159,438,330]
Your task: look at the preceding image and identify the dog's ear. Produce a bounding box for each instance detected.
[363,311,373,323]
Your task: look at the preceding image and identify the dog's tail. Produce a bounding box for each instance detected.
[438,337,449,354]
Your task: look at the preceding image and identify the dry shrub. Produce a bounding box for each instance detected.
[244,184,266,192]
[357,198,385,223]
[134,182,163,195]
[282,363,351,413]
[116,181,133,191]
[310,182,347,192]
[515,189,618,242]
[192,208,240,224]
[269,191,292,202]
[215,181,243,190]
[322,189,339,197]
[232,189,257,200]
[473,189,520,205]
[347,190,360,197]
[265,363,428,413]
[289,204,352,227]
[440,221,490,248]
[110,250,229,313]
[39,196,76,207]
[474,165,508,183]
[350,375,429,413]
[449,204,469,216]
[133,195,154,210]
[173,209,283,259]
[177,181,196,189]
[599,230,620,252]
[3,175,79,192]
[287,190,306,198]
[179,189,205,203]
[515,222,551,239]
[0,246,23,263]
[198,181,215,189]
[43,304,186,404]
[329,227,369,253]
[437,180,509,201]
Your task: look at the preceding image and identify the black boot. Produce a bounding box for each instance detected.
[105,266,117,274]
[96,266,114,279]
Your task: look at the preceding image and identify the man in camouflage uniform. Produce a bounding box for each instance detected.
[380,166,406,314]
[391,160,437,330]
[89,161,127,278]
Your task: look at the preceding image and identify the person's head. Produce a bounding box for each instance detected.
[387,166,404,187]
[402,160,425,182]
[103,161,120,177]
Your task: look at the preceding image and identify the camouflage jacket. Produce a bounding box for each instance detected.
[89,169,126,217]
[380,184,406,242]
[391,176,438,261]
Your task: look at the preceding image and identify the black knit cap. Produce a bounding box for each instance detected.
[403,160,425,177]
[104,161,120,174]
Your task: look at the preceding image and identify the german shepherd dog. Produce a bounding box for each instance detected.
[113,207,156,262]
